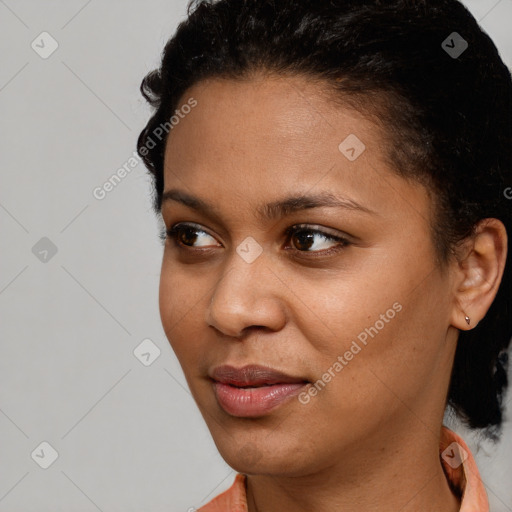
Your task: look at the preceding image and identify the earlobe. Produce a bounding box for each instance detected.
[455,306,473,331]
[450,218,508,332]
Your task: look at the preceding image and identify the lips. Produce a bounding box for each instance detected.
[209,364,309,417]
[210,364,308,387]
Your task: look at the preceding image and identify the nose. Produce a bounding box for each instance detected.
[204,255,287,339]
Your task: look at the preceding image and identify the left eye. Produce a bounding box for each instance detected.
[284,224,350,254]
[164,223,350,255]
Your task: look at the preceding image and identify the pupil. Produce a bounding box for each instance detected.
[294,231,314,251]
[181,227,197,245]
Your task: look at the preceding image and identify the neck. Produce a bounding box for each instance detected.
[245,422,461,512]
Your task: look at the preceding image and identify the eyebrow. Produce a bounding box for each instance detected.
[161,188,377,222]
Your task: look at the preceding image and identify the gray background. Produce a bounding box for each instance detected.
[0,1,511,511]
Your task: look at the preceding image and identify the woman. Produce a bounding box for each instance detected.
[137,0,512,510]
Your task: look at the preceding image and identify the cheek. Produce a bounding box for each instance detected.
[306,280,447,421]
[281,249,411,358]
[294,246,444,403]
[158,259,179,335]
[158,258,206,364]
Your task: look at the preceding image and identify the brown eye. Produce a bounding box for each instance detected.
[164,222,350,257]
[285,225,351,255]
[166,223,219,249]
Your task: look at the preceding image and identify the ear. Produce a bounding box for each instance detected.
[450,218,508,331]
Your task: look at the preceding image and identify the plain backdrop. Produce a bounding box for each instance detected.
[1,1,511,511]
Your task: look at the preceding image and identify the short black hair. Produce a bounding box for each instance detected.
[137,0,512,439]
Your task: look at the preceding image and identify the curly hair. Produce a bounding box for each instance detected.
[137,0,512,439]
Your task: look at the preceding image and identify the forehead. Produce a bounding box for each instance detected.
[165,74,376,167]
[162,75,431,227]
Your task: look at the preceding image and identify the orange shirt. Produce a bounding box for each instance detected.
[197,426,489,512]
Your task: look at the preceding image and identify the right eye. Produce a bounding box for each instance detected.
[164,223,220,250]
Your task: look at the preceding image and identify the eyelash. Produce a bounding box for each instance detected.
[163,222,351,258]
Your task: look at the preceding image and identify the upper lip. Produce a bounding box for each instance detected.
[210,364,308,387]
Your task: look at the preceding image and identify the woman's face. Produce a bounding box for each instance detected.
[159,74,459,475]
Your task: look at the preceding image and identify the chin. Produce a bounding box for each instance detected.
[216,439,313,477]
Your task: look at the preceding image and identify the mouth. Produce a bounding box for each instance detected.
[210,363,308,386]
[209,364,310,417]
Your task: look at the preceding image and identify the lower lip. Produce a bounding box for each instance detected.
[212,381,307,417]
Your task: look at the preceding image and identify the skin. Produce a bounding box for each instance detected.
[158,72,507,512]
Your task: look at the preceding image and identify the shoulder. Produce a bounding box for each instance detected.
[440,425,490,512]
